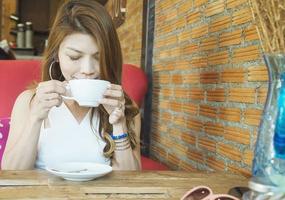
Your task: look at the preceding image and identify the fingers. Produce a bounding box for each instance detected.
[104,84,124,99]
[37,80,66,95]
[109,108,125,124]
[99,98,125,108]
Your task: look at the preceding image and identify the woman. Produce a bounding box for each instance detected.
[2,0,141,170]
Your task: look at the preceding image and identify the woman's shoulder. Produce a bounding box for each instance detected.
[14,89,36,107]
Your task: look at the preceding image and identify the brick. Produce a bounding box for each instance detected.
[208,51,229,65]
[173,115,186,127]
[220,30,242,47]
[160,88,172,97]
[191,24,208,39]
[174,88,190,98]
[184,73,200,83]
[178,30,192,43]
[186,10,201,24]
[200,104,218,118]
[173,141,189,156]
[244,149,254,166]
[198,137,216,152]
[178,17,188,29]
[232,8,253,25]
[160,101,169,109]
[257,87,268,104]
[226,0,248,9]
[221,68,245,83]
[207,88,226,102]
[189,88,205,100]
[217,143,242,161]
[209,16,231,33]
[169,102,182,112]
[181,132,196,145]
[194,0,208,7]
[244,108,262,126]
[219,107,241,122]
[200,71,219,84]
[228,164,251,177]
[150,145,167,160]
[161,112,172,121]
[175,61,191,70]
[228,88,255,103]
[248,65,268,81]
[190,56,208,68]
[169,128,182,139]
[205,122,224,137]
[183,102,199,115]
[178,1,193,15]
[205,0,224,17]
[180,160,197,171]
[157,0,176,11]
[157,35,177,47]
[168,153,180,168]
[187,118,204,132]
[200,37,218,51]
[232,46,261,63]
[187,149,204,163]
[224,126,251,144]
[153,73,170,84]
[172,74,183,84]
[181,44,199,55]
[165,9,178,21]
[245,25,260,41]
[207,157,225,171]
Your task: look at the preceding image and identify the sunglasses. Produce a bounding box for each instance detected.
[181,186,239,200]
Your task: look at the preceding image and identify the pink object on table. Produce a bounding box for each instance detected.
[180,185,239,200]
[0,118,10,168]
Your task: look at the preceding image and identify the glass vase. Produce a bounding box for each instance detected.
[252,53,285,189]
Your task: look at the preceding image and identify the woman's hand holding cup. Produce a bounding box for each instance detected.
[31,80,66,122]
[99,84,125,125]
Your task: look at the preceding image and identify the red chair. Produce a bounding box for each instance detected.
[122,63,168,170]
[0,60,41,167]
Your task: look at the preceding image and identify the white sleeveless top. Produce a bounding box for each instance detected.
[35,102,110,169]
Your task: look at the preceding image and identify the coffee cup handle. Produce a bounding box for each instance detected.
[61,83,75,100]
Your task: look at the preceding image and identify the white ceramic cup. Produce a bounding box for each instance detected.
[63,79,110,107]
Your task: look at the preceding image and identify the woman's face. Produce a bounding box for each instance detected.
[58,33,100,81]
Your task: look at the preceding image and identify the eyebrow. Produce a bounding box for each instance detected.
[66,47,99,55]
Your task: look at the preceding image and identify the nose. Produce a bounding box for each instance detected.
[80,58,98,78]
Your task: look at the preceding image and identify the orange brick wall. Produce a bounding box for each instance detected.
[151,0,267,176]
[105,0,143,67]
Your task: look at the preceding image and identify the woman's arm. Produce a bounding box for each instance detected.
[1,90,43,170]
[111,112,141,170]
[2,80,66,170]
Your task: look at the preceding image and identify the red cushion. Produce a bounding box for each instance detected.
[0,60,41,118]
[0,117,10,169]
[122,64,148,107]
[141,155,168,170]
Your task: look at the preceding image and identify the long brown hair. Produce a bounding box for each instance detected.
[42,0,139,157]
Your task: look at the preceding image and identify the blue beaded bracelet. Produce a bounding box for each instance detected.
[111,133,128,140]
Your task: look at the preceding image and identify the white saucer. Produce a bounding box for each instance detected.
[45,162,112,181]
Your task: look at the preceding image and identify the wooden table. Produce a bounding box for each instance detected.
[0,170,248,199]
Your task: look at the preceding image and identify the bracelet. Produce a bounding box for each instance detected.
[111,133,128,140]
[115,143,131,151]
[114,137,129,144]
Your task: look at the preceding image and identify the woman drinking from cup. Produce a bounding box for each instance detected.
[2,0,141,170]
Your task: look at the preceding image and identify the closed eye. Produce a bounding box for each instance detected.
[68,56,81,61]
